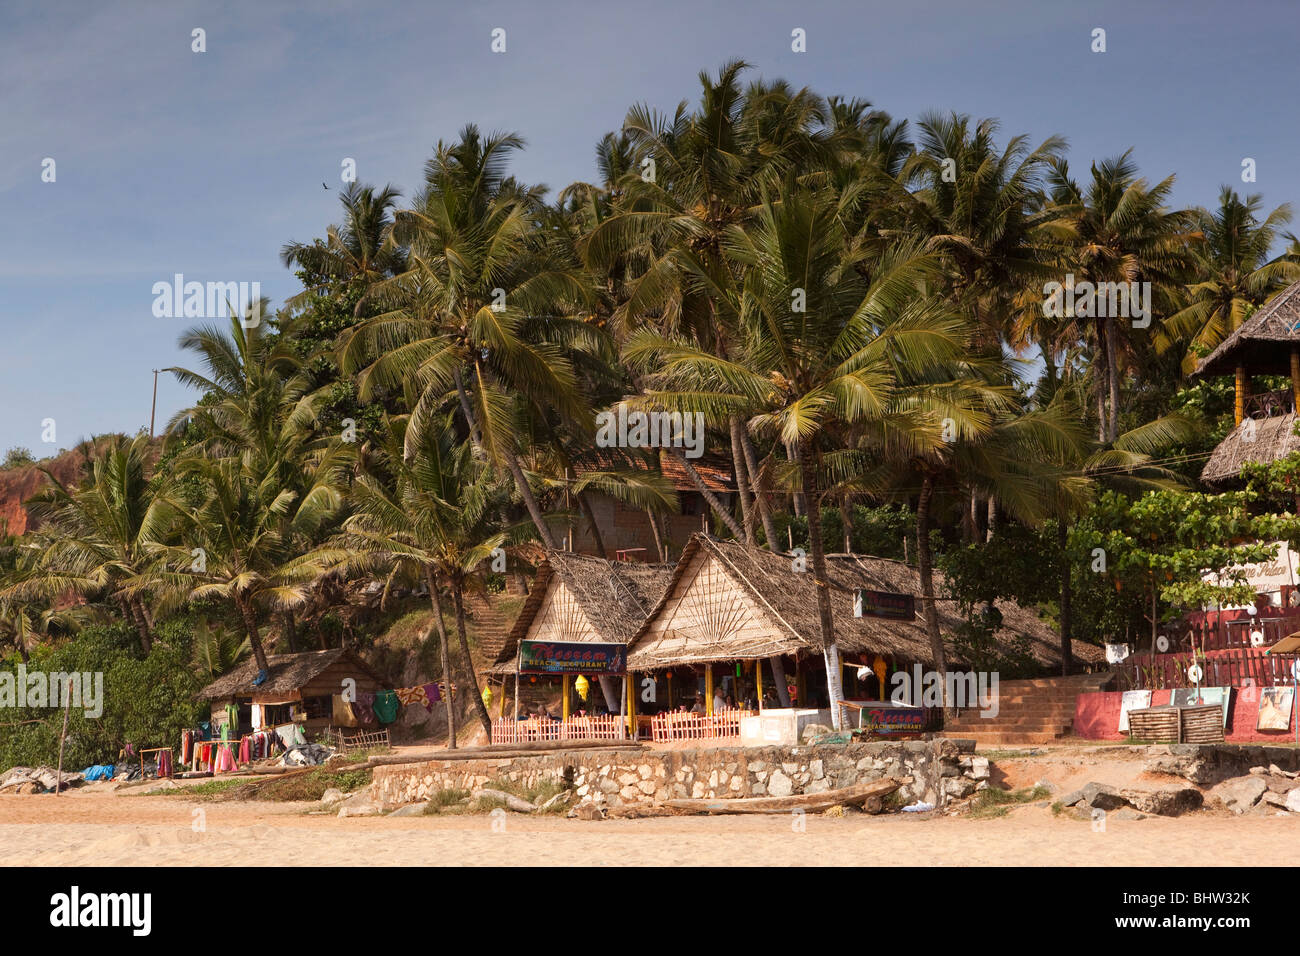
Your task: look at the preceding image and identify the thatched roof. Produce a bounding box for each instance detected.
[1201,413,1300,484]
[488,552,675,673]
[1195,280,1300,378]
[626,534,1101,670]
[197,648,382,701]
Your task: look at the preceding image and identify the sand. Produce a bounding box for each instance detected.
[2,783,1295,866]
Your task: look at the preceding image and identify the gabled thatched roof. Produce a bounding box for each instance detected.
[488,552,675,672]
[1195,280,1300,378]
[197,648,383,701]
[625,534,1100,670]
[1201,413,1300,484]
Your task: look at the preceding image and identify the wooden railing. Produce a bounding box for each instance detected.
[1246,388,1295,419]
[650,708,755,742]
[1118,648,1300,690]
[491,715,628,745]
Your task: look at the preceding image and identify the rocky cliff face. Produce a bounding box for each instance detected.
[0,446,95,536]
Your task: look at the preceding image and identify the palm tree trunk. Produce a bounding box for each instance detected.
[799,439,843,729]
[129,597,153,654]
[237,594,270,674]
[739,429,780,551]
[665,448,744,539]
[916,471,949,715]
[426,568,456,749]
[577,491,607,557]
[1058,520,1073,677]
[451,582,493,738]
[1106,317,1121,443]
[646,508,667,562]
[789,441,807,516]
[280,611,298,653]
[729,418,756,546]
[1095,323,1110,443]
[456,366,558,549]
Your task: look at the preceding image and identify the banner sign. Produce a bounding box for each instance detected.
[518,640,626,675]
[854,589,916,620]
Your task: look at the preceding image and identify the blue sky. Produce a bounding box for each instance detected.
[2,0,1296,456]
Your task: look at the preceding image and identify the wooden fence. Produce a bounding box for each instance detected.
[1118,648,1300,690]
[650,708,754,743]
[332,728,391,753]
[491,715,628,745]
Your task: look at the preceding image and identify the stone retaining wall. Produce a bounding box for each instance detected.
[371,738,990,810]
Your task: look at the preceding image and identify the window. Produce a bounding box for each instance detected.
[304,695,332,720]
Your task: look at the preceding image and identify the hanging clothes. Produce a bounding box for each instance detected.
[157,750,173,778]
[372,690,400,724]
[396,686,427,707]
[238,736,251,764]
[423,682,442,706]
[351,692,377,725]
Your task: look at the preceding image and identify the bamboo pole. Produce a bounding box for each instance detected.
[1235,364,1247,425]
[756,658,764,709]
[1291,348,1300,412]
[54,678,72,797]
[705,664,714,716]
[562,675,571,720]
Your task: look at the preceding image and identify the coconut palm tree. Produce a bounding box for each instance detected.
[340,412,530,739]
[1156,187,1300,369]
[1047,151,1198,442]
[338,126,597,550]
[623,183,971,726]
[18,434,178,652]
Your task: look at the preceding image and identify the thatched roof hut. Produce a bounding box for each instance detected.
[1200,413,1300,484]
[488,551,675,674]
[197,647,383,701]
[1194,281,1300,379]
[625,534,1100,671]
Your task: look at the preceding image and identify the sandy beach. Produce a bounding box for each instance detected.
[3,775,1294,867]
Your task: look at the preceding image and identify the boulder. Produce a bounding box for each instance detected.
[387,803,428,817]
[1112,808,1148,821]
[767,770,794,798]
[571,802,604,820]
[1060,782,1128,811]
[800,724,833,743]
[1285,789,1300,814]
[1121,786,1203,817]
[1208,776,1267,814]
[320,787,346,807]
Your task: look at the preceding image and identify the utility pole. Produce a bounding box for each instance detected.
[149,369,159,438]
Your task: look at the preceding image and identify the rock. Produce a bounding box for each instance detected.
[810,760,824,780]
[1285,789,1300,814]
[473,788,537,813]
[572,802,604,820]
[1121,786,1203,817]
[1060,782,1128,811]
[1249,766,1267,775]
[943,777,976,799]
[801,724,833,742]
[337,802,381,818]
[767,770,794,798]
[387,803,428,817]
[1261,790,1288,808]
[1270,763,1299,779]
[1208,776,1268,814]
[968,757,990,781]
[1113,808,1147,821]
[320,787,346,806]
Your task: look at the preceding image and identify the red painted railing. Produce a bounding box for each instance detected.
[491,715,627,745]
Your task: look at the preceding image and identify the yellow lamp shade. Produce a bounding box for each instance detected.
[575,675,590,701]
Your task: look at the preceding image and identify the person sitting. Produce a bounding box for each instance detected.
[689,696,706,715]
[713,689,727,713]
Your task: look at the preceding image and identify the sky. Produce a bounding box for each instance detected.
[2,0,1297,457]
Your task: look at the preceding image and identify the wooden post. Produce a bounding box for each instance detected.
[705,664,714,716]
[1291,348,1300,413]
[54,678,72,797]
[562,674,571,720]
[756,658,764,709]
[625,673,634,736]
[1235,364,1247,425]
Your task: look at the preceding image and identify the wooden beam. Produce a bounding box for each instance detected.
[1291,348,1300,413]
[663,776,909,815]
[1236,364,1247,426]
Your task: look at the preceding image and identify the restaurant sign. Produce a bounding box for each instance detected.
[859,706,927,735]
[518,640,626,675]
[854,589,916,620]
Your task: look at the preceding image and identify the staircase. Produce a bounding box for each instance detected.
[942,673,1114,746]
[464,593,514,664]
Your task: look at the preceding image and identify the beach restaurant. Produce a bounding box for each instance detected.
[484,551,674,742]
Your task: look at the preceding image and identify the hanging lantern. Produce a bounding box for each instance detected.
[575,675,590,701]
[665,671,673,680]
[481,684,493,707]
[529,676,537,684]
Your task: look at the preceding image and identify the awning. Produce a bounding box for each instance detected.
[1265,632,1300,654]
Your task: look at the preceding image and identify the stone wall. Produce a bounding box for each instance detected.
[371,738,990,810]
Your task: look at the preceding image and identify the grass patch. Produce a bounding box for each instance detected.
[423,788,472,815]
[136,778,246,799]
[967,785,1051,819]
[482,776,569,806]
[220,766,373,802]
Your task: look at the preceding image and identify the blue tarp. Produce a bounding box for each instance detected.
[82,765,115,781]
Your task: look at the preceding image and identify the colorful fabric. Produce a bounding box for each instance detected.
[396,686,426,706]
[352,692,376,725]
[157,750,173,778]
[373,690,400,724]
[423,682,442,706]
